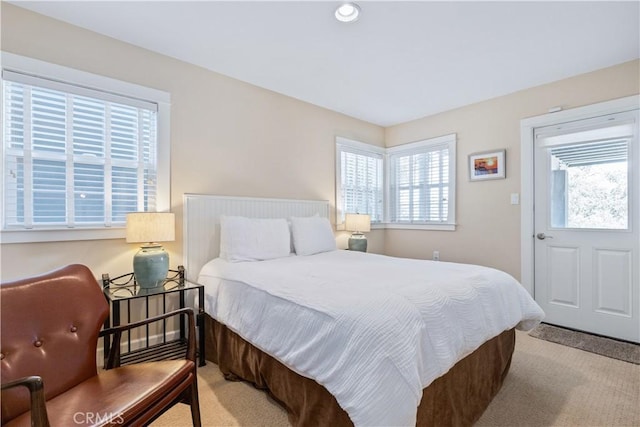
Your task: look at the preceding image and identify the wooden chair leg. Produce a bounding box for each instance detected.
[189,378,202,427]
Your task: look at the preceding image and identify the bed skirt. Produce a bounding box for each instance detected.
[204,314,515,426]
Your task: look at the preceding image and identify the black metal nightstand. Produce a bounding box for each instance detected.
[102,266,206,368]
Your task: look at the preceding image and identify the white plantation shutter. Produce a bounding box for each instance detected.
[336,135,456,229]
[336,139,383,224]
[388,135,455,225]
[2,70,158,230]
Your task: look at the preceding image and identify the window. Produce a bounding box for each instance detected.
[1,53,170,243]
[336,138,384,225]
[336,134,456,230]
[539,115,633,230]
[387,135,456,228]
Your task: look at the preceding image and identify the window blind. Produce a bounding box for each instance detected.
[337,143,383,223]
[388,141,451,224]
[2,71,158,230]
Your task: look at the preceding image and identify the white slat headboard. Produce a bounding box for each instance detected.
[183,194,331,281]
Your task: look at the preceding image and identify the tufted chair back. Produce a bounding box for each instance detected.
[1,264,109,423]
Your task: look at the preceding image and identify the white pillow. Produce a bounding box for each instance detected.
[219,216,291,262]
[290,216,336,256]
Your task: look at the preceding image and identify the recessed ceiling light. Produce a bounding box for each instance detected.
[335,2,361,23]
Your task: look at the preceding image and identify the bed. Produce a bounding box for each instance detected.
[183,194,544,426]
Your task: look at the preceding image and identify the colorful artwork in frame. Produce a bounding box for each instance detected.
[468,149,506,181]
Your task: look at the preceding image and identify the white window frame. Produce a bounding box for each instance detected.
[336,134,456,231]
[335,137,385,230]
[1,52,171,243]
[385,134,456,231]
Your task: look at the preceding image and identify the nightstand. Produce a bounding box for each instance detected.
[102,266,206,368]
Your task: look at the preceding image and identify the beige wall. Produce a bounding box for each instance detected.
[385,60,639,279]
[1,4,638,284]
[0,4,384,281]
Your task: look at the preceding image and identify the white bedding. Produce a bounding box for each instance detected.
[198,250,544,426]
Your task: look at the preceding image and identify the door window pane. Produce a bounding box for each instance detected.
[549,139,628,230]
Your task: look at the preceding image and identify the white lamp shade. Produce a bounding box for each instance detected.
[345,213,371,233]
[126,212,175,243]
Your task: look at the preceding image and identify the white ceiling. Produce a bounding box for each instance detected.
[10,1,640,127]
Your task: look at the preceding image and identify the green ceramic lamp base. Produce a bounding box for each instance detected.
[348,234,368,252]
[133,244,169,288]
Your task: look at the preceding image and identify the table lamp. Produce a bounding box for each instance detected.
[126,212,175,288]
[345,213,371,252]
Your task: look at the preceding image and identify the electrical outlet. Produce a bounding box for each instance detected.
[433,250,440,261]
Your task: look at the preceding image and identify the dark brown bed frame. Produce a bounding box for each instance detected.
[204,314,515,426]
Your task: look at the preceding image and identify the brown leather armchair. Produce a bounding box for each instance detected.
[0,264,201,427]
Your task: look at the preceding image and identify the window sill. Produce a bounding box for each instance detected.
[381,223,456,231]
[357,223,456,231]
[1,227,126,244]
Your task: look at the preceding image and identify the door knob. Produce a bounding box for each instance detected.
[536,233,553,240]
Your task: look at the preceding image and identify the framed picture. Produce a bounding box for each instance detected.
[468,149,506,181]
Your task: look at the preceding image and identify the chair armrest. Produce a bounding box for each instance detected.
[1,376,51,427]
[100,307,196,369]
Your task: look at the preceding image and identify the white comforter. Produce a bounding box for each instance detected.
[198,250,544,426]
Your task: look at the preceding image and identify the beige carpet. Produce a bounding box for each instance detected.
[152,331,640,426]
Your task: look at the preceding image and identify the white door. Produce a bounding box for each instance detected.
[534,110,639,343]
